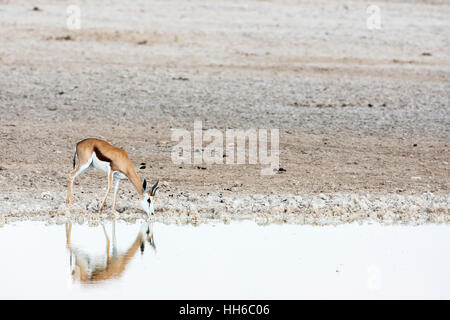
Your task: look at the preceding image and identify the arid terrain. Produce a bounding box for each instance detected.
[0,0,449,224]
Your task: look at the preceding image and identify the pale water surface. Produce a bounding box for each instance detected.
[0,220,449,299]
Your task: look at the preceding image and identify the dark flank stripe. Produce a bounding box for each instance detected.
[94,147,112,163]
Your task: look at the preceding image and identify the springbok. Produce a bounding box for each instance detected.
[65,221,155,283]
[66,138,159,215]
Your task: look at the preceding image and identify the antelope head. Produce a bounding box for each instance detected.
[141,179,159,216]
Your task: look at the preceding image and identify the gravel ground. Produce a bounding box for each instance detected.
[0,0,449,224]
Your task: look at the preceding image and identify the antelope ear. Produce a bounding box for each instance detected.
[142,178,147,191]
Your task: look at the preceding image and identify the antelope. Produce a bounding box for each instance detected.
[65,221,155,283]
[66,138,159,215]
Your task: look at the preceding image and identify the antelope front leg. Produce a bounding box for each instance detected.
[99,170,113,212]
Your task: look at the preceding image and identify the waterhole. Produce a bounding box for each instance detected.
[0,220,449,299]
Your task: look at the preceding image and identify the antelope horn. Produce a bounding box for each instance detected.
[151,180,160,196]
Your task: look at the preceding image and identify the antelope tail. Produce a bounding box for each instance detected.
[73,148,77,169]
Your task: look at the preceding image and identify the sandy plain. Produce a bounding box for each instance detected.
[0,0,449,224]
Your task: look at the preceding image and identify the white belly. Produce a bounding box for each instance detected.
[91,152,111,173]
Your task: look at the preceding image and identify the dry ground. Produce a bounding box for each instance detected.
[0,0,449,222]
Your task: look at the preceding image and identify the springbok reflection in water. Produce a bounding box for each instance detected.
[65,221,155,283]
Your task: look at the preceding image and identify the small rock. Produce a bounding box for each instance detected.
[40,192,53,200]
[319,193,329,201]
[55,35,73,41]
